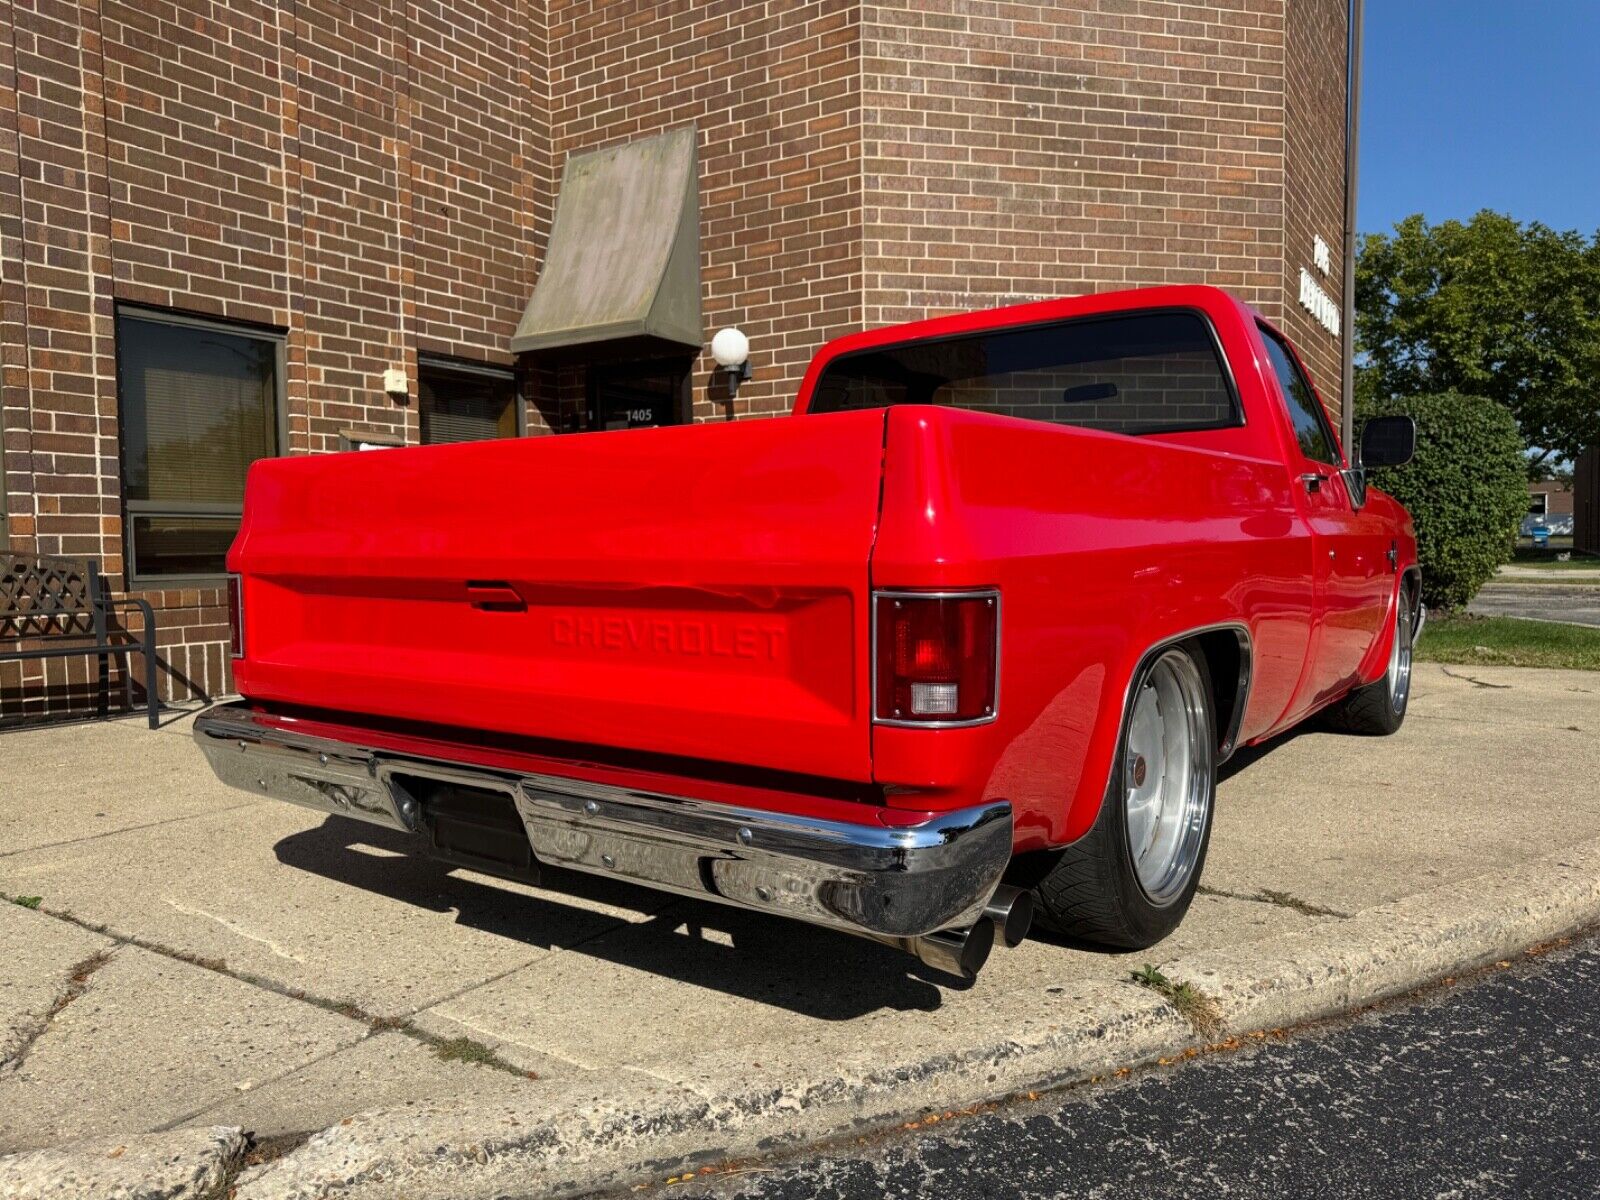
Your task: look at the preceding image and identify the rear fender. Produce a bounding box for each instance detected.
[1062,622,1254,847]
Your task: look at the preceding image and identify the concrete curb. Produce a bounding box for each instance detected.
[1163,835,1600,1029]
[227,834,1600,1200]
[0,1125,245,1200]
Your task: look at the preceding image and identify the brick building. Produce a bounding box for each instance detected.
[0,0,1354,722]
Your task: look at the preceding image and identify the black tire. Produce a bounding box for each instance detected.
[1032,644,1216,949]
[1323,585,1414,737]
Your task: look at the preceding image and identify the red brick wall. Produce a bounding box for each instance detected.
[542,0,865,422]
[1,0,1349,726]
[2,0,123,722]
[1529,482,1575,518]
[860,3,1287,323]
[1,0,546,722]
[1280,0,1348,427]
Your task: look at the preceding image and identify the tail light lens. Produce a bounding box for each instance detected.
[227,574,244,659]
[874,591,999,725]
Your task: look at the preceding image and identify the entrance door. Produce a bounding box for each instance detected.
[587,359,692,431]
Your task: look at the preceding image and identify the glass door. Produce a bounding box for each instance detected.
[586,359,692,431]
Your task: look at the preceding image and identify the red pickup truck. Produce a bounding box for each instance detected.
[195,285,1418,980]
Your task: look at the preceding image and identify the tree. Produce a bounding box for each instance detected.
[1358,392,1528,611]
[1354,212,1600,468]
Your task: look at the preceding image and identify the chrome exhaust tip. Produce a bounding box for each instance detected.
[906,921,995,980]
[869,922,995,979]
[983,883,1034,948]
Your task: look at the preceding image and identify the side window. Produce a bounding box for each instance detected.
[1259,327,1340,467]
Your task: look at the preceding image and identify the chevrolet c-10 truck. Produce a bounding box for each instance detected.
[195,285,1419,980]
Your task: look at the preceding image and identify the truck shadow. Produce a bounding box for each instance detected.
[273,817,951,1019]
[1217,721,1327,783]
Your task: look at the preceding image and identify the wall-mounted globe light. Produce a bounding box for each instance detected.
[711,327,752,398]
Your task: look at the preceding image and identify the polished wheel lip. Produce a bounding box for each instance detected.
[1387,597,1414,714]
[1122,649,1213,908]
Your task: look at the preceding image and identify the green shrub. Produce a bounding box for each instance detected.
[1356,392,1527,610]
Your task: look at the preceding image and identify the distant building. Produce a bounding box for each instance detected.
[1525,479,1576,538]
[1577,451,1599,556]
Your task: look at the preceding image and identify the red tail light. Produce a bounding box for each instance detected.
[227,574,244,659]
[874,591,999,725]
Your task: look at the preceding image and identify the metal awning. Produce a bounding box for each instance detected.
[511,126,702,358]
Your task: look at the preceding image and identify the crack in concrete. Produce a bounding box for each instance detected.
[10,903,380,1030]
[1197,884,1352,919]
[160,896,306,963]
[404,1003,599,1076]
[1438,667,1515,690]
[0,798,267,861]
[1,947,117,1075]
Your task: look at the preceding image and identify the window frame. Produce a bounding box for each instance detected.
[417,353,525,444]
[1256,322,1343,469]
[805,306,1245,438]
[115,304,288,589]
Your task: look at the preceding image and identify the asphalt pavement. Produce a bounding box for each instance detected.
[662,936,1600,1200]
[1470,581,1600,627]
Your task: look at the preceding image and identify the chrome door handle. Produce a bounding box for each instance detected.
[1299,472,1328,493]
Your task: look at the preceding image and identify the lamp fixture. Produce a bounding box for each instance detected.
[711,327,751,397]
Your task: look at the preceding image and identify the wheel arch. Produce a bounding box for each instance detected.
[1115,623,1254,769]
[1401,564,1422,617]
[1013,621,1252,876]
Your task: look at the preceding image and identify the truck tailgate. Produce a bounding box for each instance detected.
[229,410,887,781]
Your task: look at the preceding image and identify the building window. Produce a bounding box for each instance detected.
[1529,493,1549,516]
[419,356,520,445]
[116,308,284,585]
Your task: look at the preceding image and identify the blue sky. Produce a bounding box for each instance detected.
[1359,1,1600,236]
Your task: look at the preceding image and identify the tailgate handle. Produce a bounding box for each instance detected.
[465,581,527,612]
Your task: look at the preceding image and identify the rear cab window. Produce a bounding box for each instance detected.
[807,310,1240,437]
[1257,325,1342,467]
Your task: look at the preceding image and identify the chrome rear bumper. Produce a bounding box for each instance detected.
[193,702,1018,977]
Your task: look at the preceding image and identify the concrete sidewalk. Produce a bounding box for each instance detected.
[2,662,1599,1198]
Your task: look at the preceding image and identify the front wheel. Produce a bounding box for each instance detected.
[1323,585,1414,736]
[1032,644,1216,949]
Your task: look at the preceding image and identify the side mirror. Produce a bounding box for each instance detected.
[1359,415,1416,468]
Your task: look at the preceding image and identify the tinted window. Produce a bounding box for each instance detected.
[419,359,518,445]
[116,310,281,581]
[1259,327,1339,466]
[808,311,1238,436]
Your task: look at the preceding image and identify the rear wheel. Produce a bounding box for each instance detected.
[1323,585,1414,736]
[1033,644,1215,949]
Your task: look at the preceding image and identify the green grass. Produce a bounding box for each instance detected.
[1130,965,1224,1037]
[431,1035,502,1067]
[1511,545,1596,568]
[10,895,43,910]
[1417,612,1600,671]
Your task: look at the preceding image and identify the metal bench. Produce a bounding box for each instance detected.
[0,554,159,728]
